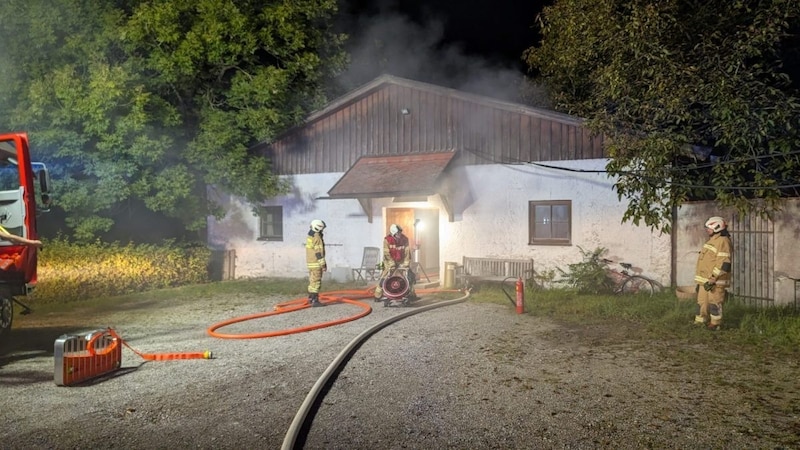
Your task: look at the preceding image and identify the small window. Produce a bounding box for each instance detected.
[258,206,283,241]
[529,200,571,245]
[0,163,20,191]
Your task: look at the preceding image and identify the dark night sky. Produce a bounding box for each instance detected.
[335,0,550,102]
[348,0,548,66]
[336,2,800,99]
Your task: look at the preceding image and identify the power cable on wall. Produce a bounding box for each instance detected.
[461,146,800,191]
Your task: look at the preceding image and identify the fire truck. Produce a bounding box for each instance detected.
[0,133,50,338]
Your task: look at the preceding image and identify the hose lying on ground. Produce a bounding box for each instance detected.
[206,288,378,339]
[281,288,470,450]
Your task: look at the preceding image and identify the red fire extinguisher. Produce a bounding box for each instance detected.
[515,277,524,314]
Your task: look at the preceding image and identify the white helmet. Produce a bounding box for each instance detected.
[704,216,726,233]
[310,219,326,232]
[389,224,402,235]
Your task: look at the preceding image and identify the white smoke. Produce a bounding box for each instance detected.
[334,1,543,104]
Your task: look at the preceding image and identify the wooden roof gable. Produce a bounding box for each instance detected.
[261,74,605,175]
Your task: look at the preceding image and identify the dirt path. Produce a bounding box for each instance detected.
[1,292,797,449]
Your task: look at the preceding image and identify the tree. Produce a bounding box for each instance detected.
[524,0,800,232]
[0,0,346,241]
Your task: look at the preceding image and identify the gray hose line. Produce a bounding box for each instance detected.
[281,291,471,450]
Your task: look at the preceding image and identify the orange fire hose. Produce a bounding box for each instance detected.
[206,288,378,339]
[96,327,213,360]
[206,287,459,340]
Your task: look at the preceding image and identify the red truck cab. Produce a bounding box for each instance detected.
[0,133,50,337]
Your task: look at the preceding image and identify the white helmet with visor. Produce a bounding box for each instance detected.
[704,216,726,233]
[310,219,326,232]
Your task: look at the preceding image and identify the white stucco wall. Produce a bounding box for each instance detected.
[439,160,671,286]
[207,173,380,279]
[207,159,672,285]
[771,199,800,304]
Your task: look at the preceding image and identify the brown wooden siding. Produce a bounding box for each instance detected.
[265,80,606,175]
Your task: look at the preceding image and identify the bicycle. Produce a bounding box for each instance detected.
[602,258,663,297]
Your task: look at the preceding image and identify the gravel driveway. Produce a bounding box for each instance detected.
[1,290,797,449]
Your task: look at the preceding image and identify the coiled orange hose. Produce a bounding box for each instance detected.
[206,288,378,339]
[206,287,460,340]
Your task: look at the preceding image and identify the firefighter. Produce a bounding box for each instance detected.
[374,224,417,301]
[693,216,732,330]
[306,219,327,307]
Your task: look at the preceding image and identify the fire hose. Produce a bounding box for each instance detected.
[206,288,378,339]
[55,327,212,386]
[97,328,212,361]
[204,283,470,449]
[280,288,470,450]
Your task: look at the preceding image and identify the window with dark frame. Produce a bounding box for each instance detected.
[258,206,283,241]
[529,200,571,245]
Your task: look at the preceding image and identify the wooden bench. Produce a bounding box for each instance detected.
[455,256,534,288]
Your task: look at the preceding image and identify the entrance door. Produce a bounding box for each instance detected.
[386,208,440,278]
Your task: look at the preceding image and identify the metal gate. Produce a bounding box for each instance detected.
[728,214,775,307]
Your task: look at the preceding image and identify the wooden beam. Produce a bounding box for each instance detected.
[357,198,373,223]
[439,193,454,222]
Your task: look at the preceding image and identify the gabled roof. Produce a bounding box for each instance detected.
[260,74,605,176]
[294,74,584,132]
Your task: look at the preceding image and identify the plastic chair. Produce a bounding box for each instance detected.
[352,247,381,283]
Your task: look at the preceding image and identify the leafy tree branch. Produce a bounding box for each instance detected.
[526,0,800,232]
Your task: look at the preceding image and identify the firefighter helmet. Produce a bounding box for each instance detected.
[704,216,726,233]
[310,219,326,232]
[389,224,402,235]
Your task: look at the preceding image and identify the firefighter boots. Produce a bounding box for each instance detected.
[308,293,323,307]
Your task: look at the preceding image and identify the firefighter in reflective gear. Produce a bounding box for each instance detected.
[693,216,732,330]
[306,219,327,307]
[374,224,416,300]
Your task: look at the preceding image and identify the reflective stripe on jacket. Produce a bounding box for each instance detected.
[694,233,732,286]
[306,231,326,269]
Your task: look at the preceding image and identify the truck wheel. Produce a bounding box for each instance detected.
[0,297,12,337]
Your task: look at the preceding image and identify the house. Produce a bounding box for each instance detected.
[206,75,674,287]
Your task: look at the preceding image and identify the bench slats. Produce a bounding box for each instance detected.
[456,256,534,286]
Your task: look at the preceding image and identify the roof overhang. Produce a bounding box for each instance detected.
[323,151,458,222]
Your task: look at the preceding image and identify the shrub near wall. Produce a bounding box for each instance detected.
[34,237,211,304]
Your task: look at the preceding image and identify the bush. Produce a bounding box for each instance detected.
[555,246,613,294]
[33,237,211,304]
